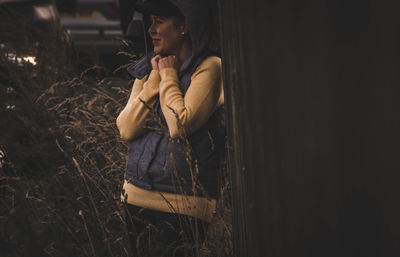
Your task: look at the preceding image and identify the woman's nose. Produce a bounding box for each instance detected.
[148,23,155,35]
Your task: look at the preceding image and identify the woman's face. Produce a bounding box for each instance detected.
[148,15,186,57]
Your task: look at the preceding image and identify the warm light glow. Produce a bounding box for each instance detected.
[23,56,37,66]
[34,5,57,20]
[5,53,38,66]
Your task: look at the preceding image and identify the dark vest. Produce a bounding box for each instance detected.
[124,54,225,198]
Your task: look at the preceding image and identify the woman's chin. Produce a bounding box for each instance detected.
[153,48,163,56]
[153,48,170,57]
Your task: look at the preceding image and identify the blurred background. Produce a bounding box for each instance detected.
[1,0,148,71]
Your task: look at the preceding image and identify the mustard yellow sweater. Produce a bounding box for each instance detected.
[117,56,223,222]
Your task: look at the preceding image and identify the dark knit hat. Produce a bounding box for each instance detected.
[135,0,184,17]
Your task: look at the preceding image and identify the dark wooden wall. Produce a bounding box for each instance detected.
[218,1,400,256]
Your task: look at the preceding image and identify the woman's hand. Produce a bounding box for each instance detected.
[151,55,161,70]
[158,56,180,71]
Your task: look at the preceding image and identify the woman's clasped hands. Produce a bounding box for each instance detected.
[151,55,181,71]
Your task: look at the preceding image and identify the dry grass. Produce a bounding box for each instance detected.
[37,71,133,257]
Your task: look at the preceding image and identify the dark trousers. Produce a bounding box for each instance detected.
[123,203,208,257]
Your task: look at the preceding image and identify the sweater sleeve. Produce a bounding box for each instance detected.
[159,56,223,138]
[116,70,161,140]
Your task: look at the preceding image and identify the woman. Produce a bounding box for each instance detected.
[116,0,224,256]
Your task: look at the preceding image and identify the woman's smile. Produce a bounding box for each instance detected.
[151,38,161,45]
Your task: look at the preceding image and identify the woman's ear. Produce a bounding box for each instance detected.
[182,20,189,34]
[175,18,189,35]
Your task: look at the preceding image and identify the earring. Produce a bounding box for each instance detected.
[181,32,185,36]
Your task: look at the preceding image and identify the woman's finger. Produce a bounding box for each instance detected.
[151,55,161,70]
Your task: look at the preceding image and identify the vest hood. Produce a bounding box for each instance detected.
[170,0,214,59]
